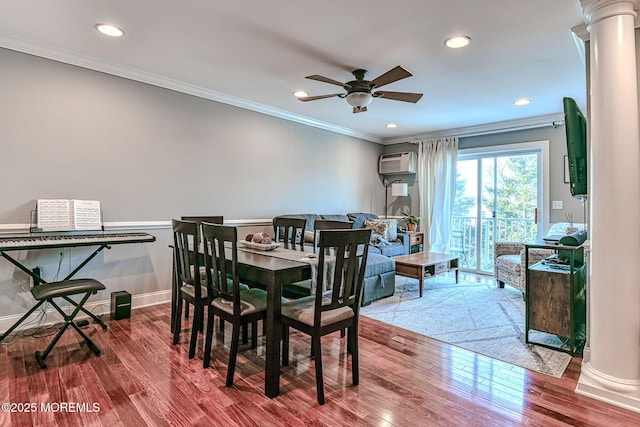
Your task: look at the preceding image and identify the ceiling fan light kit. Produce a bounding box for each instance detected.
[346,92,373,107]
[298,65,423,113]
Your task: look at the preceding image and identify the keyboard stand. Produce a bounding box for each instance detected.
[0,232,155,343]
[0,245,111,343]
[1,243,109,283]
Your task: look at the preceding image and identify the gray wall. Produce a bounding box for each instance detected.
[383,125,587,227]
[0,48,383,322]
[0,48,383,222]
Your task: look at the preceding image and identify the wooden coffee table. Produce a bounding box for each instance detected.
[394,252,459,297]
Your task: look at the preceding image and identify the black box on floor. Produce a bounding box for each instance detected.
[111,291,131,320]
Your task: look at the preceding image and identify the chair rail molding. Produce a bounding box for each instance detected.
[0,218,277,235]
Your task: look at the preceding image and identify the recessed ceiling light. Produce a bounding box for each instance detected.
[513,98,531,106]
[293,90,308,98]
[96,23,124,37]
[445,35,471,49]
[386,123,398,128]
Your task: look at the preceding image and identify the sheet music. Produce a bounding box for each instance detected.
[37,199,72,232]
[71,200,102,231]
[36,199,102,231]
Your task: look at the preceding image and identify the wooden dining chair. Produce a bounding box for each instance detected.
[273,217,307,251]
[179,216,224,326]
[201,222,269,386]
[180,216,251,330]
[281,228,371,404]
[283,219,354,299]
[313,219,354,253]
[181,216,224,226]
[172,219,209,359]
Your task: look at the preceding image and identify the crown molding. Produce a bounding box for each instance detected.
[0,36,381,144]
[0,36,578,147]
[382,113,566,145]
[572,23,591,41]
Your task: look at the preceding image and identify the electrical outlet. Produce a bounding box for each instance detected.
[552,200,563,209]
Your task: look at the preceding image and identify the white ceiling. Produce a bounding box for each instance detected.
[0,0,587,143]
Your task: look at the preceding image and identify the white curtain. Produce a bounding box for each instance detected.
[417,137,458,253]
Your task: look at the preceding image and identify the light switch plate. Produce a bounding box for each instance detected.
[552,200,563,209]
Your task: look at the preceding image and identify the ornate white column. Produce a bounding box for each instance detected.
[577,0,640,412]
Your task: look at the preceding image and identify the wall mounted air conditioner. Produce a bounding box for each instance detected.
[378,151,417,175]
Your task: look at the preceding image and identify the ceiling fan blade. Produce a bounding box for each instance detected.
[353,106,367,114]
[306,74,349,88]
[369,66,412,88]
[374,91,423,103]
[298,93,342,102]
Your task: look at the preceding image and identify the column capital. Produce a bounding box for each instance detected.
[580,0,639,25]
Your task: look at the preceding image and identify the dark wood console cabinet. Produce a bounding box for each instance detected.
[525,243,586,355]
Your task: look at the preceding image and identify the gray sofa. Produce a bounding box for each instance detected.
[361,253,395,306]
[276,212,410,257]
[274,213,402,305]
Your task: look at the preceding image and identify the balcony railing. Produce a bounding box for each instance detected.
[450,215,537,272]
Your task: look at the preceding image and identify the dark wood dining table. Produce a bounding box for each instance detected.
[171,245,311,398]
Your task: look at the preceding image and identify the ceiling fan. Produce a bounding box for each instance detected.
[298,66,423,113]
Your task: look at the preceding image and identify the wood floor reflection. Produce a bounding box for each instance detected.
[1,292,639,426]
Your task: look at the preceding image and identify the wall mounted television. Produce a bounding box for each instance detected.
[563,97,588,201]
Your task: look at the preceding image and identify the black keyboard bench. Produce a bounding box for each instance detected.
[30,278,106,368]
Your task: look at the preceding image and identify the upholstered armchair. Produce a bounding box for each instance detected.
[494,223,587,294]
[494,242,553,294]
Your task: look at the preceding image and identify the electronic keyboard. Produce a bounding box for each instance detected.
[0,232,155,251]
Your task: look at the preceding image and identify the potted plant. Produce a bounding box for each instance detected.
[402,211,421,232]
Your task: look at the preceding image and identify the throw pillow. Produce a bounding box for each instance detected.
[364,219,397,242]
[364,219,388,240]
[347,212,379,229]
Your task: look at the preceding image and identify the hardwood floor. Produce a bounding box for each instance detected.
[2,291,639,426]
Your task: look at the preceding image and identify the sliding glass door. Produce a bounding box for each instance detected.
[453,143,546,274]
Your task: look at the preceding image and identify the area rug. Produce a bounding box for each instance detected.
[360,274,573,378]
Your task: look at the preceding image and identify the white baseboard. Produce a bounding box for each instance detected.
[0,290,171,336]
